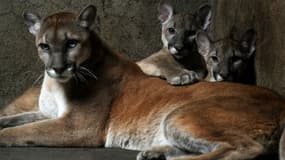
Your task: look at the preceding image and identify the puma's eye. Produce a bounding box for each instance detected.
[38,43,50,51]
[66,39,79,49]
[167,27,176,34]
[209,56,219,63]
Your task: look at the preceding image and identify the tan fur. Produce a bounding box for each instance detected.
[196,30,256,84]
[1,5,285,160]
[137,48,184,78]
[137,5,211,86]
[0,85,40,116]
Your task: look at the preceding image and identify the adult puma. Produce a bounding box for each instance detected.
[0,85,40,117]
[137,4,211,85]
[196,29,256,84]
[0,5,285,160]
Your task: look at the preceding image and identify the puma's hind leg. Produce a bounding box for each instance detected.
[137,145,189,160]
[161,107,265,160]
[138,106,265,160]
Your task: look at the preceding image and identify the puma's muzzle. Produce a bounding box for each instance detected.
[46,63,75,82]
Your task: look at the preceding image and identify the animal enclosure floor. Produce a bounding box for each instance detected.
[0,147,278,160]
[0,147,138,160]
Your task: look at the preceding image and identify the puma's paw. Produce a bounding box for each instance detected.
[167,70,199,86]
[0,118,7,129]
[137,150,166,160]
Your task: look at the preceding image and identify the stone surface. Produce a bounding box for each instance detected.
[0,147,138,160]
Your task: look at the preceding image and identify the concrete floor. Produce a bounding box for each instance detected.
[0,147,138,160]
[0,147,279,160]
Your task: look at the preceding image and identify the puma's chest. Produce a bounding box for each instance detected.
[39,75,70,118]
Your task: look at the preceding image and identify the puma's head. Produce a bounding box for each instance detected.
[159,4,212,59]
[23,5,97,83]
[196,29,256,82]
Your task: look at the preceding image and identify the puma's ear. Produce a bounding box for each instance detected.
[78,5,97,28]
[23,12,41,36]
[158,4,173,24]
[196,4,212,30]
[239,29,256,58]
[196,31,211,56]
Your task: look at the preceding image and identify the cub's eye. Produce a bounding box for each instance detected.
[167,27,176,34]
[38,43,50,51]
[209,56,219,63]
[66,39,79,49]
[189,30,196,36]
[232,56,241,62]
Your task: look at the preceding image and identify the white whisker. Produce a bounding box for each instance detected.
[33,74,44,85]
[79,66,98,80]
[77,71,87,83]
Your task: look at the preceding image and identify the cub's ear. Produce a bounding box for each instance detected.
[239,29,256,58]
[196,31,211,56]
[23,12,41,36]
[78,5,97,28]
[196,4,212,30]
[158,4,173,24]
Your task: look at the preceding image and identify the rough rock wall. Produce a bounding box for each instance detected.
[0,0,209,107]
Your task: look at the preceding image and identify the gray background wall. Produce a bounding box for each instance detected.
[0,0,285,107]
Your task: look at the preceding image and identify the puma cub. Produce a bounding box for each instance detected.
[196,29,256,84]
[137,4,211,85]
[0,5,285,160]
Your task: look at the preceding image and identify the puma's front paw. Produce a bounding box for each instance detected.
[166,70,199,86]
[137,150,166,160]
[0,117,8,129]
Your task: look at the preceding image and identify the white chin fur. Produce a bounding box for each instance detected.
[47,69,57,77]
[209,77,217,82]
[46,69,72,83]
[216,74,224,82]
[169,47,178,55]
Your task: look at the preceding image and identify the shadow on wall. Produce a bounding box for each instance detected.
[0,0,284,107]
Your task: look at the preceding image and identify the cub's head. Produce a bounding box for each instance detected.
[23,5,97,83]
[196,29,256,82]
[159,4,212,59]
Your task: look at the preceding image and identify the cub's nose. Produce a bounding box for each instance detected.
[53,67,66,74]
[174,44,184,51]
[219,71,229,79]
